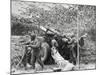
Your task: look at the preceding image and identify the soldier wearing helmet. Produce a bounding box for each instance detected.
[29,33,44,70]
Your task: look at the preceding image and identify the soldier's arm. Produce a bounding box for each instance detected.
[29,40,40,48]
[21,41,30,45]
[68,40,73,45]
[20,39,31,45]
[55,40,58,47]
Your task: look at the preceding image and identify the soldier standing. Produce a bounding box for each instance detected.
[29,34,44,70]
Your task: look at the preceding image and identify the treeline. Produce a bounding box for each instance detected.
[78,5,96,42]
[11,15,45,35]
[11,4,96,42]
[11,4,77,36]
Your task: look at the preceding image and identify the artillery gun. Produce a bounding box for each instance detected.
[39,26,87,65]
[39,26,77,64]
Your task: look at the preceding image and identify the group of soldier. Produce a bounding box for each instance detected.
[18,28,87,71]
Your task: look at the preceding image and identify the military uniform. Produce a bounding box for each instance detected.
[22,46,32,68]
[30,37,44,69]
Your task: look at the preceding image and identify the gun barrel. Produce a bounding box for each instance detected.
[40,26,61,35]
[40,26,47,32]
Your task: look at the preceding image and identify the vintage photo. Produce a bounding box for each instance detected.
[11,0,96,74]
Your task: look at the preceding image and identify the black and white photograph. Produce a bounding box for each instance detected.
[10,0,96,74]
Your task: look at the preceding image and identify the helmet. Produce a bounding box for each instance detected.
[30,33,36,40]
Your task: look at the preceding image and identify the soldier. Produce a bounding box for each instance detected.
[61,36,77,65]
[51,37,75,71]
[20,34,36,69]
[79,33,87,47]
[29,34,44,70]
[22,46,32,69]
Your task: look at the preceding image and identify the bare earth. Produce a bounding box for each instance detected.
[11,63,95,74]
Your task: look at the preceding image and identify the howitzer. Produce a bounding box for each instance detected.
[40,26,61,35]
[39,26,87,65]
[40,25,87,43]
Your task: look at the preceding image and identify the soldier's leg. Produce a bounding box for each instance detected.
[22,47,29,67]
[24,51,31,70]
[31,56,36,69]
[22,52,28,68]
[21,55,26,67]
[37,55,44,69]
[70,48,76,65]
[31,50,36,69]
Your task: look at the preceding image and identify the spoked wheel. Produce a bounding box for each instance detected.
[40,42,50,62]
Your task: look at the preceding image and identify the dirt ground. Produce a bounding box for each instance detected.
[11,63,95,74]
[80,63,95,70]
[11,64,74,74]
